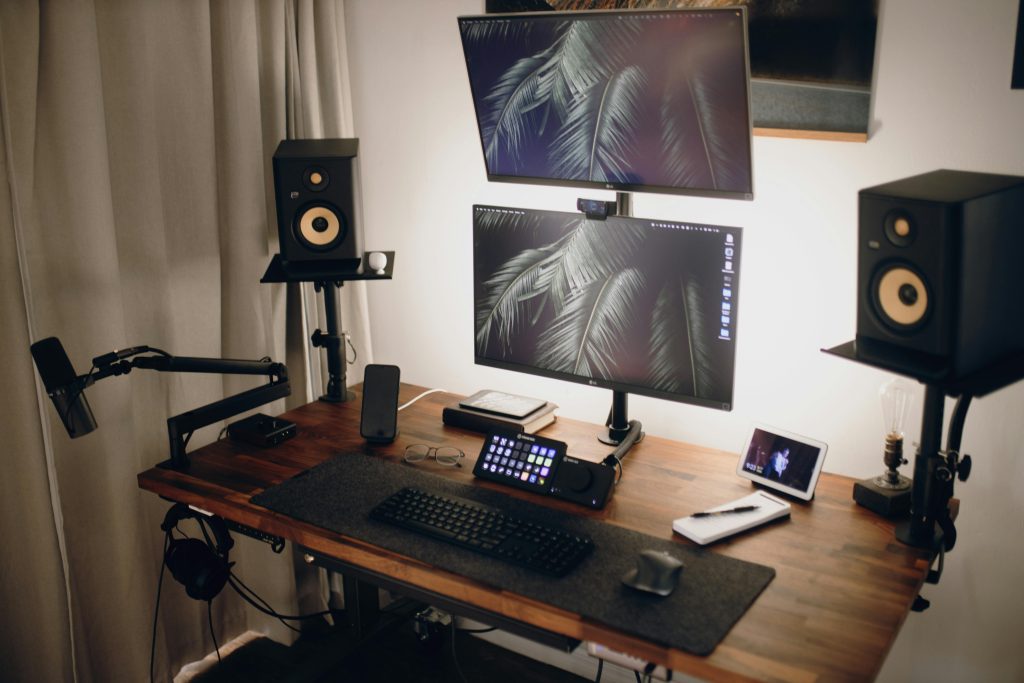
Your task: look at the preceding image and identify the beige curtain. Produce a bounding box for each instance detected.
[0,1,368,681]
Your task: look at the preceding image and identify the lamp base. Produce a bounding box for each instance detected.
[853,477,912,517]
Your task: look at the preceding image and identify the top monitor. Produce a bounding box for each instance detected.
[458,9,753,200]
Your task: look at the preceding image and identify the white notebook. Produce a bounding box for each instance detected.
[672,490,791,545]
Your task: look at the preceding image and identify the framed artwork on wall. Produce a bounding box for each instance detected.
[485,0,879,142]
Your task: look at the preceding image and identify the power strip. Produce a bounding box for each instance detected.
[225,519,285,553]
[586,642,673,681]
[453,616,690,683]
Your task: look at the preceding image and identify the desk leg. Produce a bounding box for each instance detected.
[343,574,380,638]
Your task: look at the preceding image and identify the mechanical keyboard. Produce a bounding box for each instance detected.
[370,486,594,577]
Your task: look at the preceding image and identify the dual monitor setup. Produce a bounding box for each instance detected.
[459,7,752,452]
[368,7,755,511]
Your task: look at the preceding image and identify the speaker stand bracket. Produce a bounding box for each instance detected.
[313,280,354,402]
[822,340,1024,559]
[261,252,396,403]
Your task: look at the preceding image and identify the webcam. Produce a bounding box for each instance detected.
[577,198,617,220]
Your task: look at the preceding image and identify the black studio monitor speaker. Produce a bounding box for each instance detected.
[273,138,359,266]
[857,169,1024,380]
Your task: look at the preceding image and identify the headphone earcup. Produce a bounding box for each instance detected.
[165,537,229,602]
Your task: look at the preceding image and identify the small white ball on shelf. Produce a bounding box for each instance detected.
[367,251,388,275]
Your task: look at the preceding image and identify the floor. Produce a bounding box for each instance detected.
[187,601,594,683]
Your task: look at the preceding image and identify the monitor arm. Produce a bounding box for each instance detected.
[81,350,290,471]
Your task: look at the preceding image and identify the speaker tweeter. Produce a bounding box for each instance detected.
[302,166,330,192]
[883,211,915,247]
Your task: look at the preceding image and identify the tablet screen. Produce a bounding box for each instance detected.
[737,425,828,500]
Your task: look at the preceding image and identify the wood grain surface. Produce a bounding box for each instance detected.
[138,384,932,682]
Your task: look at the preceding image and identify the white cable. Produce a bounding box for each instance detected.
[398,388,447,412]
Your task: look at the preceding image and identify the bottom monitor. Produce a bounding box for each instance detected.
[472,204,742,418]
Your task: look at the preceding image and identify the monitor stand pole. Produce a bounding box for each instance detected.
[596,192,637,446]
[615,191,631,220]
[600,390,632,445]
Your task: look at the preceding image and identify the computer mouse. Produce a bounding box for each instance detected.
[621,549,684,597]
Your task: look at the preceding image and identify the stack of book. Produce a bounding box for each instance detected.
[442,389,557,434]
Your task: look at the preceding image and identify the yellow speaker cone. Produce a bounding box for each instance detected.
[877,267,928,326]
[297,205,341,247]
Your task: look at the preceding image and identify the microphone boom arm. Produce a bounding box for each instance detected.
[77,352,290,471]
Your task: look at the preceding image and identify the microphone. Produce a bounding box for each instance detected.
[29,337,98,438]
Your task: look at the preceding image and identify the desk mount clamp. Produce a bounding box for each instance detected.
[894,388,973,554]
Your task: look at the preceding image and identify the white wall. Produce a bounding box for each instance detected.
[344,1,1024,680]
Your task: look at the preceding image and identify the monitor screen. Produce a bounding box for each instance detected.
[473,205,741,411]
[458,9,754,199]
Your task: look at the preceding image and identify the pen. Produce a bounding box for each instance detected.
[690,505,759,518]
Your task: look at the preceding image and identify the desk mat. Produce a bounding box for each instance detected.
[251,453,774,656]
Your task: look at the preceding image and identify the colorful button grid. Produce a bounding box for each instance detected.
[481,434,555,487]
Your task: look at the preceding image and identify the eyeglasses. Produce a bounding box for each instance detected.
[404,444,465,467]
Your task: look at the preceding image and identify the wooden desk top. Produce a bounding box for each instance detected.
[138,384,932,682]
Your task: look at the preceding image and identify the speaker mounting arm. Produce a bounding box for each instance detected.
[260,252,395,403]
[823,338,1024,556]
[311,280,351,402]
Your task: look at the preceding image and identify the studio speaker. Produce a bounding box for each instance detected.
[857,169,1024,378]
[272,138,359,266]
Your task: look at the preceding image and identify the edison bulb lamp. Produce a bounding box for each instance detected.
[876,378,913,490]
[852,377,916,516]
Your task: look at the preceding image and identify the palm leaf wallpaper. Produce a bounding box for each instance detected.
[474,207,739,407]
[459,11,752,195]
